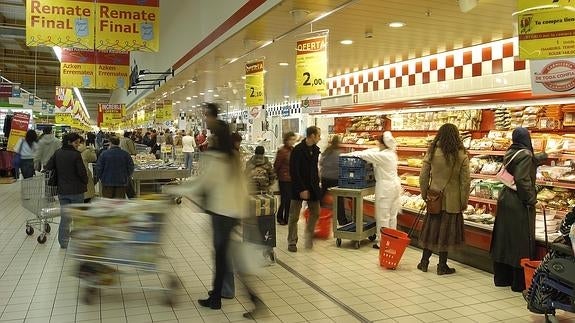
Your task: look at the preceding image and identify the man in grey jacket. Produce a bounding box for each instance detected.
[35,126,61,171]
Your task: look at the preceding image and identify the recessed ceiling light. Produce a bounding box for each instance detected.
[284,95,290,99]
[199,92,205,95]
[185,97,191,100]
[193,95,198,98]
[340,40,353,45]
[226,100,230,103]
[278,62,289,66]
[213,94,219,97]
[388,21,406,28]
[175,101,181,104]
[207,89,213,93]
[188,109,193,111]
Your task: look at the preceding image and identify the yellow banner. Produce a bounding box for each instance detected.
[296,33,328,97]
[55,113,73,126]
[95,0,160,52]
[518,1,575,59]
[61,62,94,88]
[245,60,265,107]
[162,100,172,122]
[26,0,94,49]
[95,50,130,89]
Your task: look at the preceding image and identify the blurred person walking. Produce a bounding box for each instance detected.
[287,126,322,252]
[274,132,296,225]
[319,135,347,226]
[14,130,38,179]
[418,123,470,275]
[77,137,97,203]
[95,136,134,199]
[45,132,88,249]
[349,132,402,248]
[35,126,61,171]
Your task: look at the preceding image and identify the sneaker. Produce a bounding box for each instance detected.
[288,245,297,252]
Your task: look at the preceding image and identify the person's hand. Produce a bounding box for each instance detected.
[535,201,546,210]
[299,190,310,200]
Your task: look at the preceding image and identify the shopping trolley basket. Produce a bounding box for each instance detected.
[21,172,59,244]
[68,195,181,306]
[379,228,411,270]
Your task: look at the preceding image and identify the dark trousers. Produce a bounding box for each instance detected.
[101,186,127,199]
[320,178,348,225]
[493,261,525,292]
[126,179,136,198]
[276,181,292,223]
[210,212,238,300]
[20,159,35,179]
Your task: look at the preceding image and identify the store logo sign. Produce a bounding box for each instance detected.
[530,58,575,94]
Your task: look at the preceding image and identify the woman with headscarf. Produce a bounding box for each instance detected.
[491,127,562,292]
[349,131,402,249]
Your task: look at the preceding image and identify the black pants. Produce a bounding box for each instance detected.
[126,178,136,198]
[20,159,35,179]
[320,177,348,225]
[210,212,238,300]
[493,261,525,292]
[276,181,291,223]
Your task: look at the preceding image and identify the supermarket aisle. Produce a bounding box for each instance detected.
[0,180,574,323]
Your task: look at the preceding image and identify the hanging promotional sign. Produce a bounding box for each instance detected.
[54,87,75,113]
[60,48,96,88]
[98,103,124,127]
[26,0,94,49]
[530,58,575,94]
[0,83,20,98]
[55,113,73,125]
[7,112,31,152]
[95,50,130,89]
[95,0,160,52]
[517,0,575,59]
[162,100,172,122]
[245,60,265,107]
[296,32,328,97]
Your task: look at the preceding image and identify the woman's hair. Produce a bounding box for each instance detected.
[25,130,38,147]
[427,123,464,164]
[283,131,296,145]
[62,132,82,146]
[324,135,341,155]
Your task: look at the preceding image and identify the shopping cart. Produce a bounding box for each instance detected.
[21,172,59,244]
[173,146,184,167]
[68,195,181,306]
[135,143,150,154]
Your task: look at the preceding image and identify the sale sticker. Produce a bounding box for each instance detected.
[296,32,328,97]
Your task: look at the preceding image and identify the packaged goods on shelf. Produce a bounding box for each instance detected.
[463,205,495,225]
[494,107,511,130]
[537,166,572,181]
[479,161,503,175]
[395,136,432,147]
[349,116,383,131]
[399,192,425,211]
[406,158,423,168]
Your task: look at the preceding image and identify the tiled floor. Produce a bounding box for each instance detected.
[1,180,575,323]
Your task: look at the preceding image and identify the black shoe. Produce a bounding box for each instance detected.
[417,260,429,273]
[372,244,380,249]
[198,297,221,309]
[208,290,234,299]
[437,264,456,275]
[288,245,297,252]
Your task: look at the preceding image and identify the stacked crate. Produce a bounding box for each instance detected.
[338,156,375,189]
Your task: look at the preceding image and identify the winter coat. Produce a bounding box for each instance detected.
[319,149,341,180]
[79,146,97,199]
[34,134,61,170]
[290,140,321,201]
[95,146,134,187]
[245,155,276,192]
[45,145,88,196]
[491,149,547,267]
[419,147,470,214]
[352,148,402,201]
[14,139,36,160]
[274,145,292,182]
[119,137,137,156]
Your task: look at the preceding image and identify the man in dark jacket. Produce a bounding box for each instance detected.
[45,132,88,249]
[287,126,322,252]
[95,136,134,199]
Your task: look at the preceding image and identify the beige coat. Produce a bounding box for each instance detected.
[80,146,97,199]
[419,147,470,214]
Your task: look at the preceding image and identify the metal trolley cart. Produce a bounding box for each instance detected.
[21,172,59,244]
[132,168,192,204]
[328,186,377,249]
[68,195,180,305]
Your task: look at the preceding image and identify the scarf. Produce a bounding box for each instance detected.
[509,127,534,154]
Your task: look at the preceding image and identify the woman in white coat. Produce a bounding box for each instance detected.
[350,131,402,249]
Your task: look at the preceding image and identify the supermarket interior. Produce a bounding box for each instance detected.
[2,0,575,322]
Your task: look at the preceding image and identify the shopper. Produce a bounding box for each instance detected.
[196,129,208,152]
[77,137,97,203]
[45,132,88,249]
[418,123,470,275]
[245,146,275,192]
[490,127,559,292]
[35,127,61,172]
[120,131,137,156]
[182,130,196,170]
[287,126,322,252]
[95,130,104,150]
[174,130,183,148]
[349,132,402,249]
[95,136,134,199]
[274,132,296,225]
[319,135,347,226]
[14,130,38,179]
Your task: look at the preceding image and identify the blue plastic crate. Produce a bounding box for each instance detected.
[339,165,374,180]
[338,177,376,189]
[339,156,368,168]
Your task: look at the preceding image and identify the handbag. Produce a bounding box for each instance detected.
[425,161,455,215]
[495,149,527,191]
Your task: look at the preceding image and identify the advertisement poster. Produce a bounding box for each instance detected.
[245,60,265,107]
[98,103,124,127]
[517,0,575,59]
[95,50,130,89]
[530,58,575,94]
[7,112,30,152]
[26,0,94,49]
[296,32,328,97]
[54,87,75,113]
[300,95,322,114]
[60,48,96,88]
[95,0,160,52]
[55,113,73,126]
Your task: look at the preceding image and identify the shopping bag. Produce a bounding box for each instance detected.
[249,193,277,217]
[230,239,266,275]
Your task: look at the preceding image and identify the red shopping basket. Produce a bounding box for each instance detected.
[520,258,541,289]
[379,228,411,269]
[304,207,332,239]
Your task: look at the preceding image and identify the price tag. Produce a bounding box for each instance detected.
[245,60,265,107]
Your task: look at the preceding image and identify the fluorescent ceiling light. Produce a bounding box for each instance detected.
[388,22,405,28]
[193,95,198,98]
[73,87,90,118]
[185,97,191,100]
[207,89,213,93]
[340,40,353,45]
[241,76,246,80]
[199,92,205,95]
[278,62,289,66]
[213,94,219,97]
[175,101,181,104]
[284,95,290,98]
[226,100,230,103]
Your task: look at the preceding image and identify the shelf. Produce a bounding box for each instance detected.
[470,173,497,180]
[400,207,494,231]
[468,195,498,205]
[402,185,421,192]
[396,147,428,152]
[537,180,575,190]
[468,150,506,156]
[397,165,421,172]
[340,143,377,149]
[347,129,384,133]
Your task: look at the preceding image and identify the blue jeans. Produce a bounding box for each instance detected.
[210,212,238,300]
[58,193,84,248]
[184,152,194,170]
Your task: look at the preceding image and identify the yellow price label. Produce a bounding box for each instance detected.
[296,34,328,97]
[245,60,265,106]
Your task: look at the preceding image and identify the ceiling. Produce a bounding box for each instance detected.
[1,0,519,121]
[140,0,518,116]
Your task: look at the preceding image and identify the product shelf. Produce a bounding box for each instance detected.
[340,143,377,149]
[397,166,422,172]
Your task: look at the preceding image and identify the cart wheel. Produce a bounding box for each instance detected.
[45,223,51,233]
[175,197,182,205]
[336,238,342,247]
[25,226,34,236]
[37,234,47,244]
[369,234,376,241]
[354,241,360,249]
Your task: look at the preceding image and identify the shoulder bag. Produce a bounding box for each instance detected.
[425,162,455,215]
[495,149,527,191]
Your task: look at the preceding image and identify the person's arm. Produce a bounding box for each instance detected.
[76,154,89,185]
[348,148,384,164]
[94,154,104,181]
[85,148,97,164]
[127,154,135,176]
[513,154,538,206]
[273,149,283,174]
[459,155,471,210]
[290,148,306,195]
[419,156,431,200]
[45,154,55,171]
